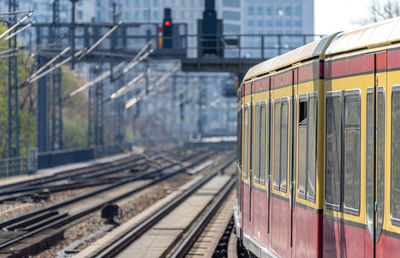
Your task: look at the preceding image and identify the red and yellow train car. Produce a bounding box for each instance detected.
[235,18,400,257]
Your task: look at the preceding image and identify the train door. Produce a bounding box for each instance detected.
[365,51,386,257]
[267,78,272,240]
[269,72,292,257]
[289,69,298,249]
[242,82,252,236]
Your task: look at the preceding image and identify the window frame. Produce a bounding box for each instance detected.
[259,101,268,185]
[254,102,262,184]
[391,85,400,226]
[243,104,250,180]
[273,98,282,190]
[342,89,362,216]
[297,93,308,199]
[280,97,290,193]
[325,90,342,211]
[307,92,318,202]
[366,86,385,239]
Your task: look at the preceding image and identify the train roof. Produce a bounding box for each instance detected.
[326,17,400,56]
[243,34,335,83]
[243,17,400,84]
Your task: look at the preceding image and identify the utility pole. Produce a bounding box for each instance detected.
[112,2,124,145]
[51,0,63,150]
[7,0,19,157]
[69,0,79,69]
[93,65,104,146]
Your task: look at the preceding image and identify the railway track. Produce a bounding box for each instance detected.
[0,148,188,204]
[89,156,235,258]
[0,148,215,257]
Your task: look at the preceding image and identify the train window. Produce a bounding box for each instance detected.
[243,105,249,179]
[254,103,261,183]
[273,100,281,190]
[291,96,297,197]
[343,92,361,215]
[237,107,242,171]
[280,100,289,192]
[250,103,254,180]
[260,102,267,184]
[391,87,400,224]
[307,95,317,201]
[325,93,341,210]
[298,98,307,198]
[366,88,385,236]
[366,92,374,233]
[377,90,385,234]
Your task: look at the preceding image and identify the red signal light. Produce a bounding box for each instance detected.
[164,20,171,26]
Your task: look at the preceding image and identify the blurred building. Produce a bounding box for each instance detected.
[0,0,314,143]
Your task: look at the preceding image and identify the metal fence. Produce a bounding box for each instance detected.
[0,156,28,178]
[0,144,131,178]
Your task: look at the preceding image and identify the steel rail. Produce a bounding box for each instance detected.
[93,156,235,258]
[0,150,213,250]
[170,177,235,258]
[0,148,172,194]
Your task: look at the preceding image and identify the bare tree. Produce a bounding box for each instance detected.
[359,0,400,25]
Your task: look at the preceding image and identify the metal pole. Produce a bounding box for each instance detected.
[70,0,79,69]
[7,0,19,157]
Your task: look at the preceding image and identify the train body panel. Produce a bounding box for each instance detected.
[235,17,400,257]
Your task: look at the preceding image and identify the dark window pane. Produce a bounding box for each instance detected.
[307,96,317,200]
[244,106,249,179]
[254,104,261,183]
[343,96,361,214]
[377,91,385,238]
[392,91,400,221]
[367,90,385,238]
[260,103,267,184]
[325,95,341,208]
[290,97,297,198]
[273,101,281,189]
[298,99,307,197]
[237,108,242,168]
[366,92,374,237]
[281,101,288,191]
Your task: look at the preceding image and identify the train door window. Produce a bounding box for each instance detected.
[273,99,281,190]
[366,87,385,235]
[343,90,361,215]
[325,92,342,210]
[290,96,297,196]
[254,103,261,183]
[280,99,289,192]
[307,94,318,201]
[260,102,267,185]
[298,96,308,198]
[243,105,249,179]
[250,103,254,180]
[237,107,242,171]
[268,100,273,188]
[391,86,400,224]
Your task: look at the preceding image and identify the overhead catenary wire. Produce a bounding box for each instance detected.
[125,63,179,109]
[77,21,122,61]
[0,10,32,16]
[1,21,35,43]
[27,46,71,82]
[109,72,145,100]
[28,49,85,84]
[111,41,152,81]
[0,11,33,40]
[69,43,153,98]
[68,60,127,97]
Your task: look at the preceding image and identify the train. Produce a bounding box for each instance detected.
[234,17,400,257]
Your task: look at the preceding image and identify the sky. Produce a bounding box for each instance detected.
[314,0,382,35]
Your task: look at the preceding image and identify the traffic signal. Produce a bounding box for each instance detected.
[163,8,173,49]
